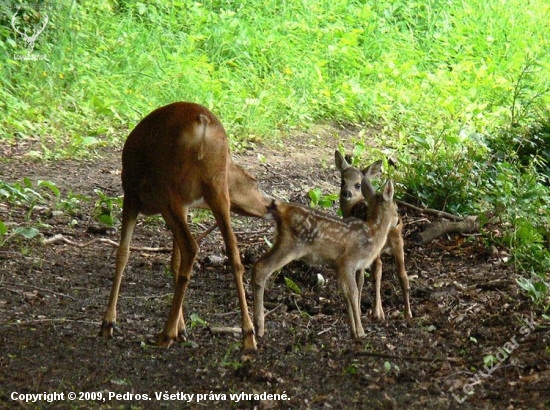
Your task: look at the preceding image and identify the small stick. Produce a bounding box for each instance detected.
[396,200,463,222]
[44,234,171,252]
[209,326,242,335]
[0,281,76,301]
[353,349,442,362]
[2,318,100,326]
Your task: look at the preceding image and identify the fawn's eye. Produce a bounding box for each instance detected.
[355,183,361,190]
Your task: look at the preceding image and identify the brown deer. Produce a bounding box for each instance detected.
[99,102,271,351]
[335,150,412,320]
[253,177,398,339]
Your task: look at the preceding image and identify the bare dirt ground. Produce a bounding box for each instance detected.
[1,127,549,409]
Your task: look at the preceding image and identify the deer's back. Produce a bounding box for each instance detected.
[121,102,230,214]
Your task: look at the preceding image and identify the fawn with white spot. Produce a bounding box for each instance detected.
[253,176,398,339]
[335,150,412,320]
[100,102,271,351]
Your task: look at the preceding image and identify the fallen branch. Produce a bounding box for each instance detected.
[209,326,242,335]
[397,200,463,222]
[0,281,76,301]
[415,216,481,245]
[44,234,171,252]
[2,318,100,326]
[195,224,218,243]
[44,223,222,252]
[353,349,442,362]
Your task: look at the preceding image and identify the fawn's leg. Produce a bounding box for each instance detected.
[355,269,365,309]
[388,223,412,318]
[372,255,385,321]
[252,237,298,337]
[338,266,365,338]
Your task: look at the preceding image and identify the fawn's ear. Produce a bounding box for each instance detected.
[361,175,376,201]
[382,179,394,202]
[362,159,383,180]
[335,150,350,172]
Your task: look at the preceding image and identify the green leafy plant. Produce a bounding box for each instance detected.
[0,178,44,212]
[93,189,122,227]
[308,188,338,209]
[383,361,400,375]
[189,313,208,330]
[517,276,550,313]
[483,354,497,368]
[0,225,40,246]
[284,276,302,295]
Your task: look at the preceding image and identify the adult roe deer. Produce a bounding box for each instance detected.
[100,102,271,351]
[253,177,398,339]
[335,150,412,320]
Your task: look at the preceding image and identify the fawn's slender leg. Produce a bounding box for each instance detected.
[338,267,365,338]
[100,200,139,337]
[355,269,365,310]
[156,206,197,348]
[388,223,412,318]
[253,237,300,337]
[371,255,385,321]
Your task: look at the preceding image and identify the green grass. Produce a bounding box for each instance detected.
[1,0,549,308]
[2,1,549,149]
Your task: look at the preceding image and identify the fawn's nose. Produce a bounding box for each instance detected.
[340,189,352,200]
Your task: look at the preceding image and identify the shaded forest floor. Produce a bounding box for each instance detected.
[1,127,549,409]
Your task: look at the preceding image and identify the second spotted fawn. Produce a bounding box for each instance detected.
[335,150,412,320]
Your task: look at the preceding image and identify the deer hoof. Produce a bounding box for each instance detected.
[177,329,188,343]
[242,330,257,352]
[156,332,175,348]
[372,311,386,322]
[99,321,115,338]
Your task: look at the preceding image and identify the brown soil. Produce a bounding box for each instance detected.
[1,127,549,409]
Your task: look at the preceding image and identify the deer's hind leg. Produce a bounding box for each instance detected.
[338,265,365,339]
[156,205,197,348]
[252,235,302,338]
[388,223,412,319]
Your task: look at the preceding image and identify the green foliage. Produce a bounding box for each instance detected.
[483,354,497,368]
[400,128,489,215]
[1,178,43,209]
[3,1,549,152]
[517,277,550,313]
[93,189,122,227]
[189,313,208,330]
[0,178,90,242]
[284,276,302,295]
[308,188,338,209]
